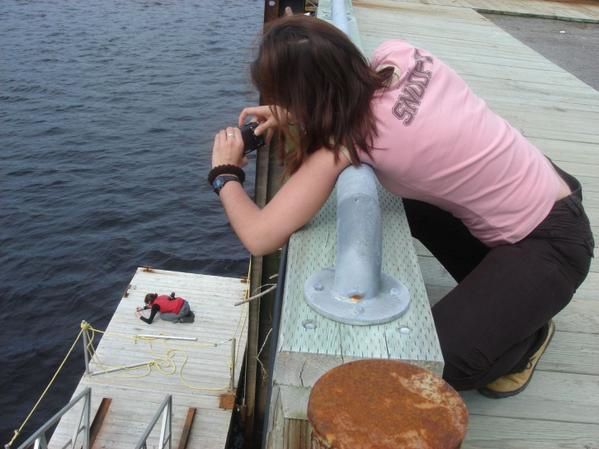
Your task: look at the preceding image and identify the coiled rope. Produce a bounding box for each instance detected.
[81,320,247,392]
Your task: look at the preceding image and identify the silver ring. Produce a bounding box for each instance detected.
[227,133,234,137]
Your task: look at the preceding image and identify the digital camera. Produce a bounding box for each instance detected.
[240,122,265,155]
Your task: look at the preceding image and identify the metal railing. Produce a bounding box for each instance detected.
[304,0,411,325]
[14,388,91,449]
[134,395,172,449]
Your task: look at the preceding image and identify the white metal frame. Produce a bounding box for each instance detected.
[134,394,172,449]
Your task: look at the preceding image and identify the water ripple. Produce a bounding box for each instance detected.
[0,0,260,442]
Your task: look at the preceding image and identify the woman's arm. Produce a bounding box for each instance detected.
[140,304,160,324]
[218,147,350,255]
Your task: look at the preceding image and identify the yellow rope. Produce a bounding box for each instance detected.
[87,323,234,348]
[83,324,155,379]
[83,322,246,391]
[5,326,84,449]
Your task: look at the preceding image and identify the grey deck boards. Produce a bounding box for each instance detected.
[354,1,599,447]
[357,0,599,22]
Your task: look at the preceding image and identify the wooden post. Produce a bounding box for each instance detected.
[230,338,237,392]
[308,360,468,449]
[264,0,279,23]
[245,2,286,438]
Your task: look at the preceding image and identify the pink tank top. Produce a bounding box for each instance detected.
[363,40,561,246]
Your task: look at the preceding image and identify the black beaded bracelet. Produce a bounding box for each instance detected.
[208,164,246,186]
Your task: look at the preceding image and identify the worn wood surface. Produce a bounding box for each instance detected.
[275,179,444,375]
[354,0,599,22]
[49,268,248,449]
[352,1,599,448]
[268,178,445,445]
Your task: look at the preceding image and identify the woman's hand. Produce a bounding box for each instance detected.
[239,105,292,138]
[212,127,247,168]
[217,147,351,256]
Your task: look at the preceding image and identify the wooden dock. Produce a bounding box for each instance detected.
[48,268,248,449]
[267,181,444,448]
[372,0,599,22]
[352,0,599,447]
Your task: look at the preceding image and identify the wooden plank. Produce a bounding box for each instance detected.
[245,104,282,445]
[554,297,599,335]
[461,371,599,424]
[285,419,311,449]
[274,352,345,389]
[538,331,599,376]
[571,271,599,301]
[176,408,197,449]
[465,0,599,23]
[356,0,599,22]
[464,415,599,449]
[90,397,111,448]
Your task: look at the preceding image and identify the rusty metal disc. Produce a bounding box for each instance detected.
[308,360,468,449]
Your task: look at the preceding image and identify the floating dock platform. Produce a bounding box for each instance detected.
[48,268,248,449]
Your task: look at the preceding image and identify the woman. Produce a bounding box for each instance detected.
[208,16,593,397]
[136,293,194,324]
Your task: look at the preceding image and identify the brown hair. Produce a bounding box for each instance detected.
[251,15,393,174]
[144,293,157,304]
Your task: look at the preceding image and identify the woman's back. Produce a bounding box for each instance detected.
[365,40,561,245]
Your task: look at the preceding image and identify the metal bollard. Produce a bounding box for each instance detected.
[304,166,410,325]
[303,1,410,325]
[331,0,349,35]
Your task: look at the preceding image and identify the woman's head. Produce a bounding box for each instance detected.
[144,293,158,304]
[251,15,392,173]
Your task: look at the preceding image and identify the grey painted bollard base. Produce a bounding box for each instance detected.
[304,268,411,325]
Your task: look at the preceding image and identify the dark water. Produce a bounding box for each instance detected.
[0,0,261,443]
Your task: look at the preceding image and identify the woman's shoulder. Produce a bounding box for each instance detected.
[370,40,421,81]
[370,40,420,90]
[371,39,415,61]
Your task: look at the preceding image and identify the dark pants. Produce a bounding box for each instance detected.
[161,300,191,321]
[405,165,594,390]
